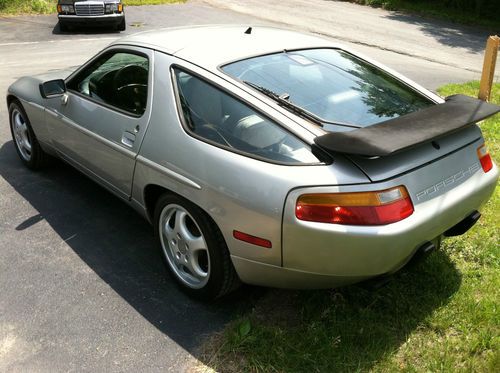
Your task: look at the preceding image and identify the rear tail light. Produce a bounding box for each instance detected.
[477,144,493,173]
[296,186,414,225]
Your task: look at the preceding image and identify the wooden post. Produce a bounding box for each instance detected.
[478,35,500,102]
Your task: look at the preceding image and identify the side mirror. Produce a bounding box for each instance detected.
[39,79,66,98]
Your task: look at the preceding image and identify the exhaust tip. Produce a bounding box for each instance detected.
[444,210,481,237]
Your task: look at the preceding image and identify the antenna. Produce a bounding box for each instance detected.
[244,27,252,35]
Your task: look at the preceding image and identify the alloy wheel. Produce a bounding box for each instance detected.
[159,204,210,289]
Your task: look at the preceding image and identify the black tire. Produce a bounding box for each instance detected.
[117,18,126,31]
[59,21,69,32]
[9,100,49,170]
[154,193,239,300]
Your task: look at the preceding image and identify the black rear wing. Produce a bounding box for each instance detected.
[314,94,500,157]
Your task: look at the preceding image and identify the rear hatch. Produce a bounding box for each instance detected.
[346,125,481,182]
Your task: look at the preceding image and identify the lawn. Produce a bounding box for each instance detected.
[198,82,500,372]
[0,0,184,15]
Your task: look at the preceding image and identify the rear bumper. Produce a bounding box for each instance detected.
[58,13,124,26]
[233,160,498,289]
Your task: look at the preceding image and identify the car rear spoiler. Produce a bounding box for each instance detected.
[314,94,500,156]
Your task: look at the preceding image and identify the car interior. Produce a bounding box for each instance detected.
[72,53,149,116]
[175,70,317,164]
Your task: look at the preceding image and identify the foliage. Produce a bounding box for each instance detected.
[198,83,500,372]
[346,0,500,29]
[0,0,56,14]
[0,0,184,15]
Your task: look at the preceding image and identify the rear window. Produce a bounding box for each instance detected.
[222,48,434,128]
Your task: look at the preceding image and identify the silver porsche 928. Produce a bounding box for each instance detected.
[6,26,499,299]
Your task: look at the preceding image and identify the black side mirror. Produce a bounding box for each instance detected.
[40,79,66,98]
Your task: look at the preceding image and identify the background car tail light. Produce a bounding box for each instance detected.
[296,186,414,225]
[477,144,493,173]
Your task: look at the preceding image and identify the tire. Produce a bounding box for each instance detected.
[9,100,49,170]
[117,18,126,31]
[154,194,239,300]
[59,21,68,32]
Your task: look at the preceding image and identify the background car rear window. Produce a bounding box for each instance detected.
[222,48,435,128]
[173,68,319,164]
[67,52,149,116]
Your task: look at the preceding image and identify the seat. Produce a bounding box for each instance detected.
[233,114,286,148]
[182,78,224,127]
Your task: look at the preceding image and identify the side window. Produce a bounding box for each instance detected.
[67,52,149,116]
[173,68,319,164]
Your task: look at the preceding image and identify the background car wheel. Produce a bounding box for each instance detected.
[9,100,49,170]
[59,21,68,32]
[117,18,126,31]
[154,194,239,300]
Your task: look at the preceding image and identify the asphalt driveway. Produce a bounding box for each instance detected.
[0,1,495,371]
[0,2,268,372]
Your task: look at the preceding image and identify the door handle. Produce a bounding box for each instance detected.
[121,131,136,148]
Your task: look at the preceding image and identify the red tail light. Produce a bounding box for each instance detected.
[477,144,493,173]
[296,186,414,225]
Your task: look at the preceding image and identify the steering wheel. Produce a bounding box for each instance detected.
[113,64,148,113]
[117,83,147,92]
[113,64,148,92]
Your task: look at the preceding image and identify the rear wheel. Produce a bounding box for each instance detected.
[9,101,49,170]
[154,194,239,300]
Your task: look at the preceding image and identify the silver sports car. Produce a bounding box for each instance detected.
[6,26,499,299]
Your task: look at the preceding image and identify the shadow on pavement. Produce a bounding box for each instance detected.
[384,11,494,53]
[0,140,265,354]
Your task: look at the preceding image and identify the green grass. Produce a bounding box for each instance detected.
[346,0,500,31]
[0,0,184,15]
[198,83,500,372]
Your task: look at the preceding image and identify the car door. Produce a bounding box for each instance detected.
[45,46,153,199]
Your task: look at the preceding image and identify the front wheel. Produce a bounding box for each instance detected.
[117,18,126,31]
[9,100,49,170]
[59,21,69,32]
[154,194,239,300]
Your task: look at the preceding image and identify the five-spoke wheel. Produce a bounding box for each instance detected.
[154,194,238,300]
[11,105,33,162]
[9,100,48,169]
[159,204,210,289]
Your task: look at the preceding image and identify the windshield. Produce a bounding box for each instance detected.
[222,48,434,128]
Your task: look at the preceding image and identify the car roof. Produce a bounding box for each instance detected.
[111,25,335,69]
